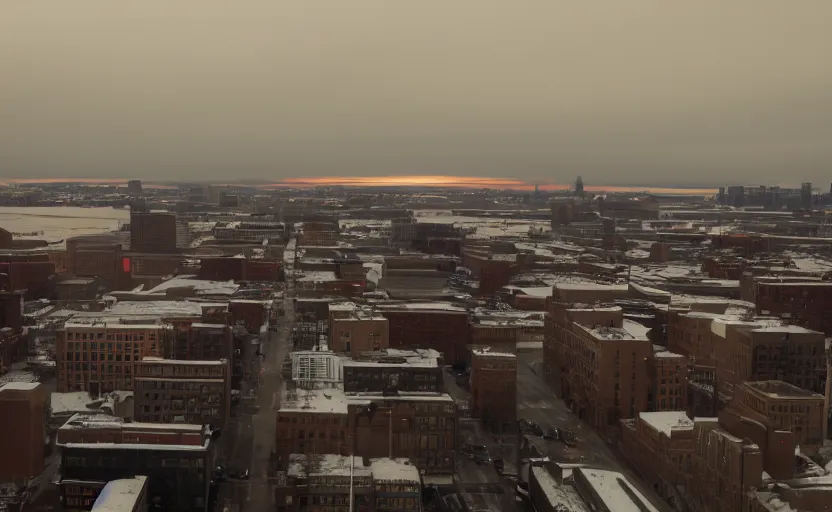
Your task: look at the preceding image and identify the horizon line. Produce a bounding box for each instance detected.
[0,176,721,195]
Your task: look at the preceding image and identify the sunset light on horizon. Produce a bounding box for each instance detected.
[0,175,719,195]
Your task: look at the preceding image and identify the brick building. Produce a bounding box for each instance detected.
[0,227,11,249]
[67,239,128,289]
[167,323,233,361]
[57,414,213,512]
[0,328,26,371]
[330,311,389,356]
[376,304,471,364]
[469,311,544,353]
[275,388,351,468]
[0,260,55,299]
[130,211,178,253]
[543,304,622,391]
[546,304,654,431]
[275,389,457,477]
[469,348,516,425]
[722,380,825,458]
[134,357,231,429]
[0,382,47,484]
[755,281,832,335]
[713,324,826,398]
[229,299,269,333]
[651,347,688,411]
[57,320,171,393]
[342,349,442,394]
[686,419,763,512]
[274,456,421,512]
[0,291,23,331]
[620,411,694,503]
[666,309,719,366]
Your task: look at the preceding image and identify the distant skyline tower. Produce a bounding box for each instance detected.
[801,182,813,209]
[574,176,584,197]
[126,179,143,195]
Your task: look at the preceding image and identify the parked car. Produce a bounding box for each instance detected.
[461,443,491,464]
[543,428,560,441]
[493,458,504,474]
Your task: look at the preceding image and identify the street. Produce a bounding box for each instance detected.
[516,348,673,512]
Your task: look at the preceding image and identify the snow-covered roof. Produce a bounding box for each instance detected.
[91,476,147,512]
[639,411,694,436]
[577,468,660,512]
[147,277,240,296]
[279,388,349,415]
[472,348,516,358]
[531,466,589,512]
[370,458,421,483]
[0,382,40,392]
[107,300,227,317]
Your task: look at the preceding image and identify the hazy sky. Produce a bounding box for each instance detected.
[1,1,831,186]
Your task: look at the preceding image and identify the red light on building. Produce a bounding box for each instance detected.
[122,257,131,273]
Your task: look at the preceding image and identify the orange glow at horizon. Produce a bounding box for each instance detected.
[0,176,718,195]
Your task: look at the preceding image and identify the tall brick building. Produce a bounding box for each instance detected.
[376,303,470,364]
[0,382,47,484]
[130,211,178,253]
[275,388,456,476]
[713,324,826,398]
[134,357,231,429]
[469,348,516,425]
[755,281,832,335]
[57,319,170,393]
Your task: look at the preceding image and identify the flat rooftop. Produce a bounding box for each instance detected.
[577,468,660,512]
[639,411,694,436]
[279,388,349,415]
[343,348,440,368]
[472,348,516,358]
[91,476,147,512]
[745,380,824,400]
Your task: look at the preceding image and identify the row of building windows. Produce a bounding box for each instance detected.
[138,381,224,393]
[138,366,225,377]
[61,363,133,373]
[65,455,204,469]
[65,332,158,342]
[65,352,140,362]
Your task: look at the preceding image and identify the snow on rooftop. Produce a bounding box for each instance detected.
[472,348,516,358]
[51,391,107,415]
[91,476,147,512]
[287,454,371,478]
[0,382,40,392]
[190,322,227,329]
[531,466,589,512]
[577,468,660,512]
[370,458,421,483]
[555,283,629,291]
[140,357,226,365]
[639,411,694,436]
[622,319,651,339]
[60,413,204,433]
[147,277,240,296]
[280,388,349,415]
[107,300,227,317]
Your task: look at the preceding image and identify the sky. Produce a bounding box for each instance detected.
[1,1,831,187]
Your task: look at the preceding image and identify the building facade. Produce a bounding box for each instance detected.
[134,358,231,428]
[0,383,47,484]
[469,349,516,425]
[57,414,212,512]
[755,281,832,335]
[130,212,178,253]
[57,320,170,393]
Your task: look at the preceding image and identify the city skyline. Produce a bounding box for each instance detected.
[2,1,831,185]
